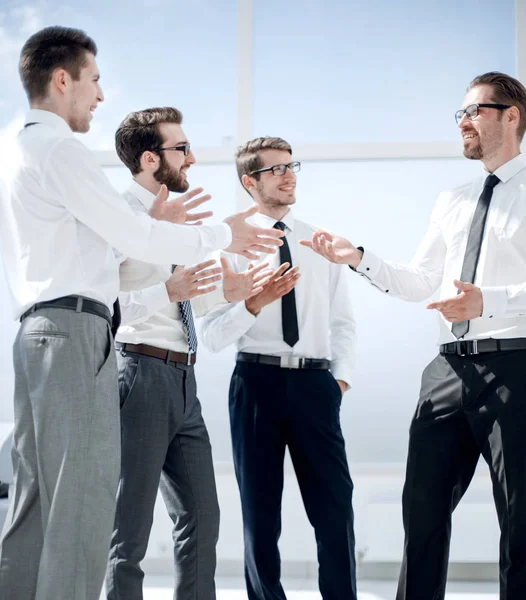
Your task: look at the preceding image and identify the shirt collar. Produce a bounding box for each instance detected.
[24,109,74,138]
[490,154,526,184]
[252,208,295,232]
[127,179,157,210]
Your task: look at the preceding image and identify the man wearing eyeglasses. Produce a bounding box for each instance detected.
[105,108,278,600]
[301,71,526,600]
[201,137,358,600]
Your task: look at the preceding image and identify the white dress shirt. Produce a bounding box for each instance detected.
[0,109,232,320]
[356,154,526,345]
[201,210,357,387]
[117,180,227,353]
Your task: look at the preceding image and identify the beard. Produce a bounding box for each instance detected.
[463,115,504,161]
[463,140,484,160]
[154,154,189,192]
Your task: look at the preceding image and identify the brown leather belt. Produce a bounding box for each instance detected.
[117,342,196,366]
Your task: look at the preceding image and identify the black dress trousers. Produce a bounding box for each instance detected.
[397,349,526,600]
[229,361,357,600]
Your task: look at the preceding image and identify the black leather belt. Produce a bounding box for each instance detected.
[236,352,330,370]
[20,295,112,329]
[117,342,196,366]
[440,338,526,356]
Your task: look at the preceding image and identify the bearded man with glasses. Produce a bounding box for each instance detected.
[105,108,284,600]
[301,71,526,600]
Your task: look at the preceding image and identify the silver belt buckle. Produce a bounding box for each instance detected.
[280,356,303,369]
[187,352,193,366]
[472,339,478,355]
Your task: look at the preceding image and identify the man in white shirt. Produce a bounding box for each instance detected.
[0,26,283,600]
[106,107,272,600]
[201,137,358,600]
[301,72,526,600]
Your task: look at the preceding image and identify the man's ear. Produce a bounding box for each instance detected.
[241,173,254,193]
[49,68,69,96]
[507,105,521,130]
[139,150,160,173]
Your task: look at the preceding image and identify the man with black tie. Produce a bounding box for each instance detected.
[0,27,283,600]
[301,71,526,600]
[201,137,358,600]
[106,107,273,600]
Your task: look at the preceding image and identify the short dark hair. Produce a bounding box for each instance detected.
[115,107,184,175]
[19,26,97,101]
[467,71,526,141]
[235,136,292,194]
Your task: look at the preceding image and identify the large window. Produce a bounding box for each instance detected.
[0,1,522,467]
[0,0,238,149]
[253,0,516,144]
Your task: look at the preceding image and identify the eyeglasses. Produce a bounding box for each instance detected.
[249,161,301,177]
[152,142,191,156]
[455,103,511,124]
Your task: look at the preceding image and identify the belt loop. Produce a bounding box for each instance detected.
[165,350,171,365]
[75,297,83,313]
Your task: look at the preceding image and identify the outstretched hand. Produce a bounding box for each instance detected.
[223,205,284,260]
[149,185,213,225]
[165,260,222,302]
[221,258,272,302]
[427,280,483,322]
[299,230,362,267]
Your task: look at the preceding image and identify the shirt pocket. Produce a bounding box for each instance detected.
[492,193,526,241]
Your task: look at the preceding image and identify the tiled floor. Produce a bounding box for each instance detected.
[131,576,499,599]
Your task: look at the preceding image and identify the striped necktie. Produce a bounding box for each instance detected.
[172,266,198,353]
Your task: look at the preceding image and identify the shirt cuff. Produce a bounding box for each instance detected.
[330,361,352,390]
[354,248,383,280]
[213,223,232,251]
[230,300,258,329]
[481,286,508,319]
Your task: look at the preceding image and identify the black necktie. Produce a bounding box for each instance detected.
[451,173,500,339]
[274,221,299,347]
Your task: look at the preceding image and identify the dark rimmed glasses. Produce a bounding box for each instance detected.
[250,161,301,177]
[455,103,511,124]
[152,142,191,156]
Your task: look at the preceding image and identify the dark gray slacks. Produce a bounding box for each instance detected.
[397,350,526,600]
[0,308,120,600]
[106,351,219,600]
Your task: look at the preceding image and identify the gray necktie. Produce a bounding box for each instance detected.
[452,173,500,339]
